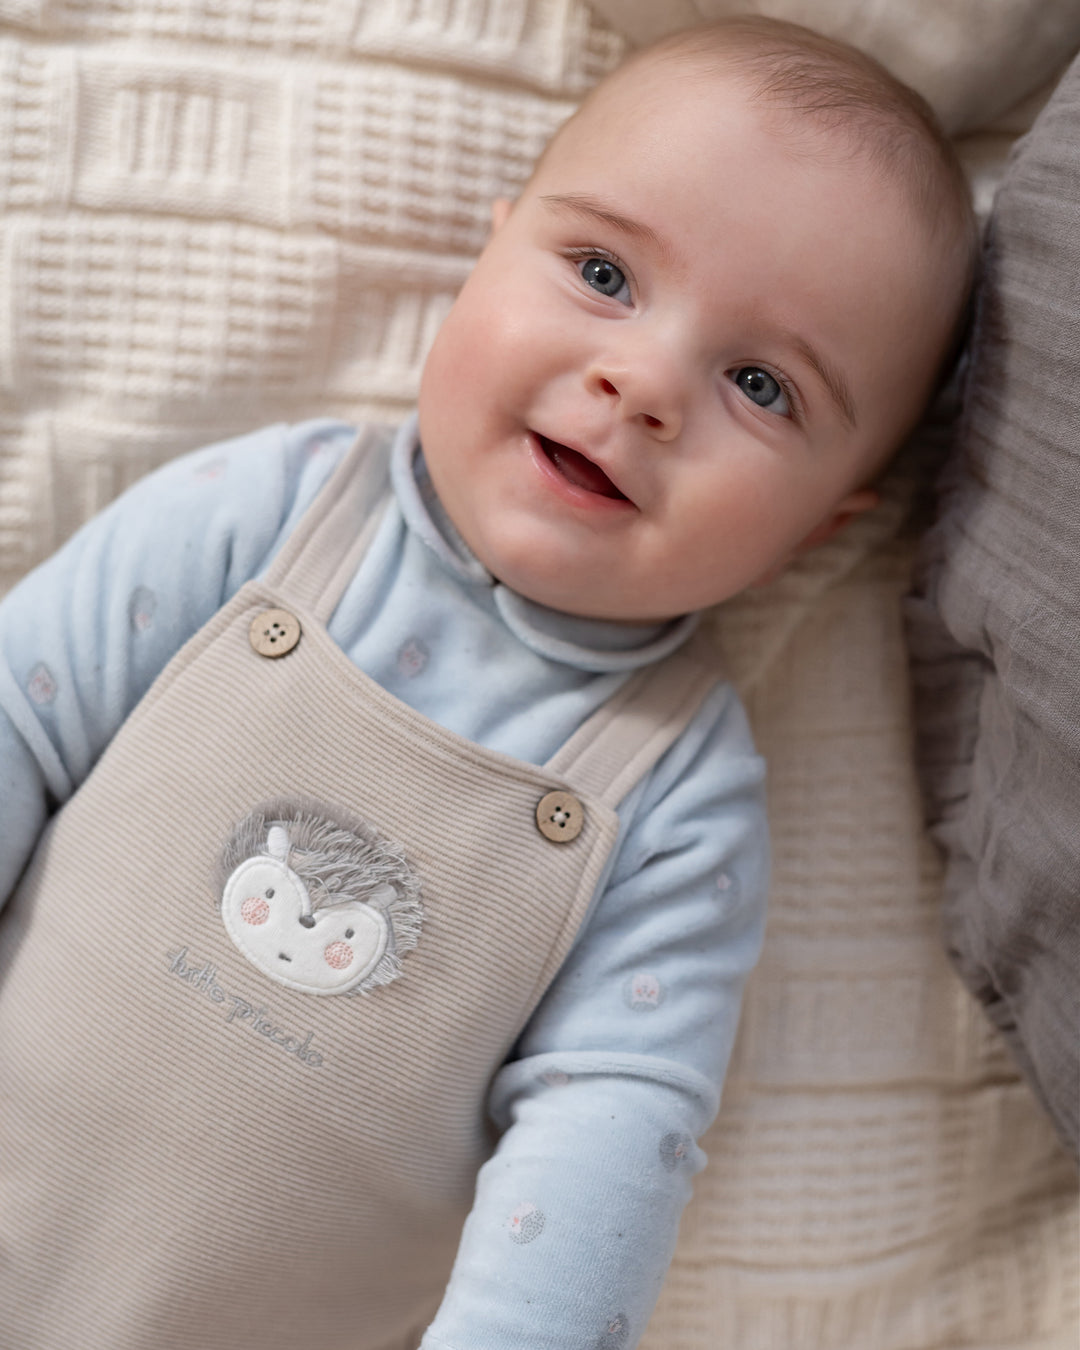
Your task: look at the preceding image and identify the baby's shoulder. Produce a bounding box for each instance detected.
[21,420,367,642]
[101,419,358,570]
[150,419,357,515]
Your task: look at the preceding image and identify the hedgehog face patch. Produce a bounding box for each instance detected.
[219,804,421,997]
[221,831,389,994]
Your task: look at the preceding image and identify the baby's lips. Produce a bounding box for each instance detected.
[538,435,628,500]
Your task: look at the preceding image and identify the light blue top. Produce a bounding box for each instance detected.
[0,416,768,1349]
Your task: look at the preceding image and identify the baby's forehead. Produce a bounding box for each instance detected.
[540,40,970,292]
[560,47,750,134]
[535,66,749,204]
[535,66,883,245]
[542,52,854,193]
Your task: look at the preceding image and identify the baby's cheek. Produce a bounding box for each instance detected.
[323,941,354,970]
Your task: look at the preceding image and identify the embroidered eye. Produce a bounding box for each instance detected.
[324,941,353,970]
[241,895,270,925]
[344,928,355,939]
[265,888,275,898]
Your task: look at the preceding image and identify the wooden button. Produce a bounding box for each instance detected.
[535,790,584,843]
[249,608,301,658]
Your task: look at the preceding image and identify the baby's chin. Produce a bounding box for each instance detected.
[488,563,700,625]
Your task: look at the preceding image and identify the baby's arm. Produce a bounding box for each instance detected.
[421,683,768,1349]
[0,422,351,904]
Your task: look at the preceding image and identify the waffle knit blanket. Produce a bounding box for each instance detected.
[0,1,1076,1345]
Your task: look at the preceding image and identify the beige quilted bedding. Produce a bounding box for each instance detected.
[0,1,1076,1345]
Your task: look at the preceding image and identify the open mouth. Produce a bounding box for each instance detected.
[538,435,628,501]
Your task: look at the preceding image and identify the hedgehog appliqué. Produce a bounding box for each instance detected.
[217,801,422,997]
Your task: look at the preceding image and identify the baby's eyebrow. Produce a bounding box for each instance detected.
[539,193,673,263]
[784,330,857,429]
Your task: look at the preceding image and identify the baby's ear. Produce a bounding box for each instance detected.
[751,489,879,588]
[794,488,879,554]
[490,198,513,232]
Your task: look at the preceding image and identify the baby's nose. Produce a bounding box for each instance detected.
[587,360,683,439]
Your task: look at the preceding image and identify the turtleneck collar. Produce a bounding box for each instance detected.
[389,414,698,674]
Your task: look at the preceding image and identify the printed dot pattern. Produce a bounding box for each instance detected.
[624,970,662,1011]
[658,1132,693,1172]
[396,637,429,678]
[128,585,157,632]
[193,457,227,482]
[594,1312,630,1349]
[26,662,57,705]
[506,1202,544,1245]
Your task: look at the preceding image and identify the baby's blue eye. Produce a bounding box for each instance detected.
[732,367,790,416]
[580,257,629,301]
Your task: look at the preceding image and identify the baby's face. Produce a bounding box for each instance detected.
[418,62,960,620]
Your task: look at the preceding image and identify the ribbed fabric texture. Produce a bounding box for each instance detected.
[0,2,1076,1347]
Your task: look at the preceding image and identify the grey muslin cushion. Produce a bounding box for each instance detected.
[907,53,1080,1157]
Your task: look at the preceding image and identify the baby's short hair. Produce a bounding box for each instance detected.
[617,18,977,292]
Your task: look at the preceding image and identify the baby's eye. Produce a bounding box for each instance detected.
[579,256,631,304]
[731,367,790,416]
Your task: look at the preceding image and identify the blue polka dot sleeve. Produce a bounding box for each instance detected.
[421,686,768,1348]
[0,420,352,902]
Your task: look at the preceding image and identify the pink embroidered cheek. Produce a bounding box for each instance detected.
[241,895,271,926]
[324,941,353,970]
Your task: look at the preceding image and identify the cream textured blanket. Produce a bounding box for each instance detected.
[0,1,1076,1346]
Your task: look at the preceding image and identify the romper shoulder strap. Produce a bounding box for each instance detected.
[544,629,724,809]
[261,423,395,621]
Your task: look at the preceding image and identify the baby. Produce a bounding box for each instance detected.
[0,17,973,1350]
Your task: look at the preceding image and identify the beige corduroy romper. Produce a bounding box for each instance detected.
[0,431,719,1350]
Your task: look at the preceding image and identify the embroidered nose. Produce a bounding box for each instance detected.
[298,915,316,929]
[535,790,585,843]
